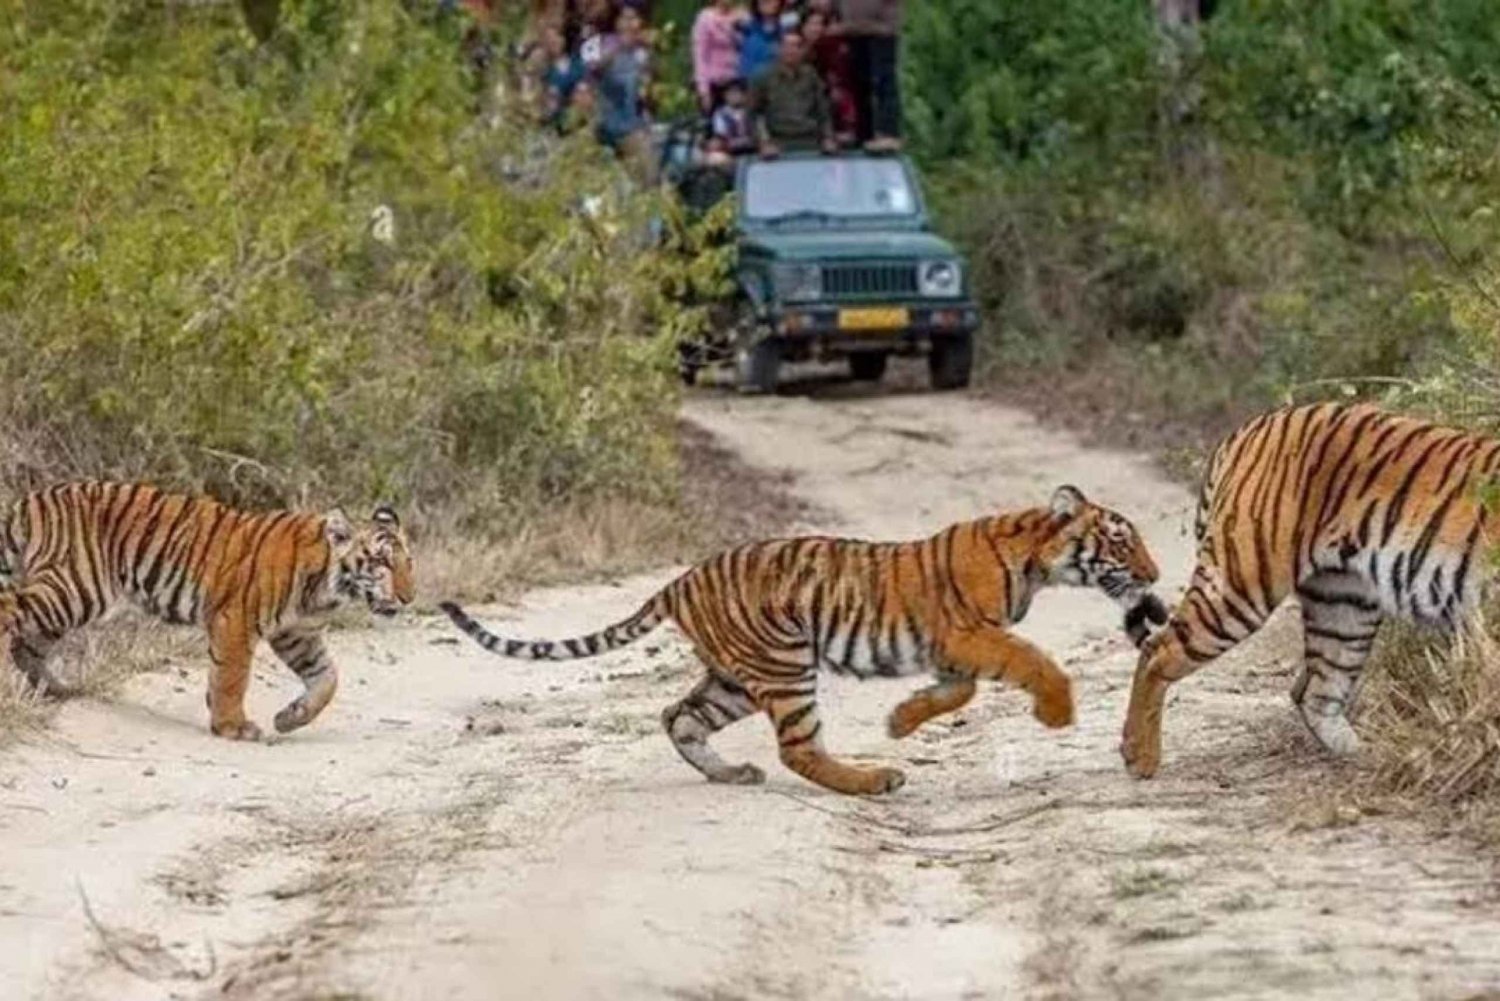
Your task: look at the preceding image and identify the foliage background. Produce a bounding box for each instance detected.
[899,0,1500,442]
[1,0,716,532]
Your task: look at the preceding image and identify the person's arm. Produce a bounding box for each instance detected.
[693,12,717,108]
[750,78,778,157]
[814,73,834,151]
[691,11,713,105]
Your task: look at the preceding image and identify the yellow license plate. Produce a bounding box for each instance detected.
[838,307,909,331]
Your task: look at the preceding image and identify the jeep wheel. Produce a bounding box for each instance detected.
[736,339,781,394]
[928,333,973,391]
[848,352,889,382]
[677,342,702,386]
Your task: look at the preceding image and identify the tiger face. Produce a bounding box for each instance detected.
[326,505,416,617]
[1041,485,1161,606]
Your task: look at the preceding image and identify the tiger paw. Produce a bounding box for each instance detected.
[211,719,263,742]
[859,766,907,795]
[273,701,310,734]
[1120,734,1160,779]
[710,763,766,785]
[1032,689,1075,729]
[886,705,923,740]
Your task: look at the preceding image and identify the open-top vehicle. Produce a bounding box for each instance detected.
[674,151,981,393]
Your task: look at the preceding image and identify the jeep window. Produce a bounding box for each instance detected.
[743,159,918,221]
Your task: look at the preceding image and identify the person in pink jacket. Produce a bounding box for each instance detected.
[692,0,746,114]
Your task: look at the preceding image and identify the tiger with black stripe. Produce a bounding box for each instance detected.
[1122,402,1500,779]
[442,486,1166,795]
[0,482,414,740]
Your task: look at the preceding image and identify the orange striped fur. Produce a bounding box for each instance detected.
[443,486,1164,795]
[1123,402,1500,778]
[0,482,414,740]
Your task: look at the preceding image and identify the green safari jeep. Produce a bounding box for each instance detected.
[678,152,981,393]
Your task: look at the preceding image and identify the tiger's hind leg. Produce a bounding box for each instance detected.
[0,570,106,698]
[662,672,764,785]
[887,672,977,738]
[761,676,906,796]
[268,626,339,734]
[1293,573,1382,757]
[10,632,74,697]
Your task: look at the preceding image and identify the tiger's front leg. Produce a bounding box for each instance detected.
[268,626,339,734]
[887,673,977,738]
[935,625,1075,729]
[207,615,262,741]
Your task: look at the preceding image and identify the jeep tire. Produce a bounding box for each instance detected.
[736,339,781,394]
[928,332,973,391]
[848,352,889,382]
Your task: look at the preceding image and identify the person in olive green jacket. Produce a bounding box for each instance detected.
[840,0,904,151]
[749,30,837,156]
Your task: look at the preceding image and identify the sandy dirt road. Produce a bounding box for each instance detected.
[5,380,1500,1000]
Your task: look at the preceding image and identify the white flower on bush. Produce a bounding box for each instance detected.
[369,204,396,246]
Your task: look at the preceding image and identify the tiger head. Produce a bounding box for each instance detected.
[325,505,416,618]
[1040,485,1167,647]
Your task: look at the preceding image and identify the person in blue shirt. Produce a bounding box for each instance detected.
[538,23,585,130]
[737,0,784,83]
[589,5,657,183]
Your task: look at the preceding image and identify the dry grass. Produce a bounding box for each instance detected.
[0,669,51,738]
[1350,615,1500,845]
[0,614,221,745]
[418,419,813,606]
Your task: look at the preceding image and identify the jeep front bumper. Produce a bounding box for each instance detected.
[766,303,980,343]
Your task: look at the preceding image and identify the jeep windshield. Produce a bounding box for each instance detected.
[743,158,919,225]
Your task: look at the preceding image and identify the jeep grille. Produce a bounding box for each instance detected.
[821,263,919,299]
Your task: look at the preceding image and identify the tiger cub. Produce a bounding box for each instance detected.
[1124,402,1500,779]
[0,481,414,740]
[442,486,1165,796]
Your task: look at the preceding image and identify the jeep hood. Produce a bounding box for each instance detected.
[740,230,961,261]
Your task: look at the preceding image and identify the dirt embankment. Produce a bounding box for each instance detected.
[5,378,1500,1000]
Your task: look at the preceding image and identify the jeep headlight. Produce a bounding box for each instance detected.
[773,263,822,302]
[919,260,961,297]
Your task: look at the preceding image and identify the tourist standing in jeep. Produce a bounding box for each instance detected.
[841,0,904,153]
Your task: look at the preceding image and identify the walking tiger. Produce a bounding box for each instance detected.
[442,486,1166,795]
[0,482,414,740]
[1123,402,1500,778]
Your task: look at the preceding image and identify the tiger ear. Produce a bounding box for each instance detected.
[372,504,400,530]
[1050,485,1086,520]
[323,508,354,550]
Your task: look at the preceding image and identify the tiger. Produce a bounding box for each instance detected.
[0,481,415,741]
[1122,401,1500,779]
[441,485,1166,796]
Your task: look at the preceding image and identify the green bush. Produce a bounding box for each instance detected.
[0,0,701,529]
[913,0,1499,438]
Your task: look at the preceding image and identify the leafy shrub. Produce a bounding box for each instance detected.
[0,0,700,530]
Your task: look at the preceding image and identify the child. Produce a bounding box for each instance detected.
[736,0,783,83]
[692,0,747,115]
[709,78,756,155]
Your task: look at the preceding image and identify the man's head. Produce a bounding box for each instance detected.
[779,29,805,67]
